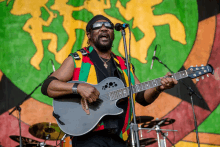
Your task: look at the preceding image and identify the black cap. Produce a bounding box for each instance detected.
[86,15,113,32]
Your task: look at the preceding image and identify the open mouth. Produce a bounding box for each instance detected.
[99,34,110,41]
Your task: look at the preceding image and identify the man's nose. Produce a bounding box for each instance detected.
[100,24,108,30]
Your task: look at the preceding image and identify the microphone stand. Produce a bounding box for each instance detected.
[9,82,43,147]
[120,28,140,147]
[153,56,201,147]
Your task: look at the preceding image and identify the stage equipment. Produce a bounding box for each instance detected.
[10,135,55,147]
[127,138,157,147]
[10,135,40,145]
[29,122,65,140]
[153,55,214,147]
[9,82,42,147]
[136,116,154,124]
[150,45,158,69]
[114,23,129,31]
[140,118,178,147]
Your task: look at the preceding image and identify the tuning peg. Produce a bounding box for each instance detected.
[190,65,193,67]
[196,78,199,82]
[201,76,204,80]
[201,64,204,66]
[196,65,198,67]
[207,74,209,77]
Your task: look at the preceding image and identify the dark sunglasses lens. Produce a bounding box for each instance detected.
[104,22,112,28]
[92,22,102,29]
[92,22,113,30]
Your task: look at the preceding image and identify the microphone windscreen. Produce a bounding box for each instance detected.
[115,23,122,31]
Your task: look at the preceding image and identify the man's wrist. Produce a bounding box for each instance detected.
[72,83,79,94]
[155,86,163,93]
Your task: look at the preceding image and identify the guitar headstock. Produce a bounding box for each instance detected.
[187,64,214,80]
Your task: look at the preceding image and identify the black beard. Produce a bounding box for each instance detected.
[94,39,113,53]
[91,32,113,53]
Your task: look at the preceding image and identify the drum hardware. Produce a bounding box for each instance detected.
[141,118,175,129]
[160,131,168,147]
[60,134,69,146]
[136,116,154,124]
[139,118,177,147]
[9,78,44,147]
[135,116,154,140]
[29,122,65,140]
[10,135,40,145]
[154,57,214,147]
[10,135,55,147]
[28,122,67,147]
[129,116,156,146]
[15,144,54,147]
[127,138,157,147]
[139,138,157,146]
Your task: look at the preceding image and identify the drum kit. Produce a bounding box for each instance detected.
[9,122,69,147]
[131,116,177,147]
[10,117,177,147]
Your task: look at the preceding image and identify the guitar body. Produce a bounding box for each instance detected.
[53,77,126,136]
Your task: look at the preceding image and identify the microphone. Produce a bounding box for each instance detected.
[115,23,129,31]
[51,60,55,72]
[150,45,157,69]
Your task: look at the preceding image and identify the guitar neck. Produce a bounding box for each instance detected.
[109,70,188,100]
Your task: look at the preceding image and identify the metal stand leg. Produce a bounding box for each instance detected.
[156,126,161,147]
[163,133,167,147]
[60,134,68,147]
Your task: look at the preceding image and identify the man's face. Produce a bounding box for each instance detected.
[88,20,114,52]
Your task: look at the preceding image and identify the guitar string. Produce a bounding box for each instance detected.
[87,70,193,107]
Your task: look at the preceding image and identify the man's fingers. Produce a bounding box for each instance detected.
[88,98,93,103]
[91,93,98,101]
[174,79,178,84]
[161,78,169,85]
[77,83,100,103]
[159,72,178,90]
[160,85,165,90]
[93,89,100,98]
[166,72,172,76]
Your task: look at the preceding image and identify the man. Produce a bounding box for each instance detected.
[41,15,178,147]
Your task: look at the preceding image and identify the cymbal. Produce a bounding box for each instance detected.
[127,138,157,147]
[135,116,154,124]
[29,122,65,140]
[141,118,175,128]
[10,135,40,144]
[16,144,54,147]
[139,138,157,146]
[16,144,55,147]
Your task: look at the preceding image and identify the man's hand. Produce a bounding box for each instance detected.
[158,72,178,91]
[77,83,100,103]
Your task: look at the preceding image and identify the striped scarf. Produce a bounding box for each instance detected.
[70,46,136,141]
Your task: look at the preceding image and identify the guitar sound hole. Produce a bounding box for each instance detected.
[102,82,118,90]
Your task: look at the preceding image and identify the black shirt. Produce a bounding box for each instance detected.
[88,49,128,135]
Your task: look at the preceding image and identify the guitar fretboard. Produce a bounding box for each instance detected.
[109,70,188,100]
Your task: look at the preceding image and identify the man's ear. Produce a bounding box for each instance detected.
[86,32,91,40]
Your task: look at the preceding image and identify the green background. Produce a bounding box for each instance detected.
[0,0,198,105]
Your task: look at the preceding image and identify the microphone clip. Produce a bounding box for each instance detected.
[152,56,162,63]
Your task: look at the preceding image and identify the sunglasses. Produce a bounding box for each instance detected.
[91,22,114,30]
